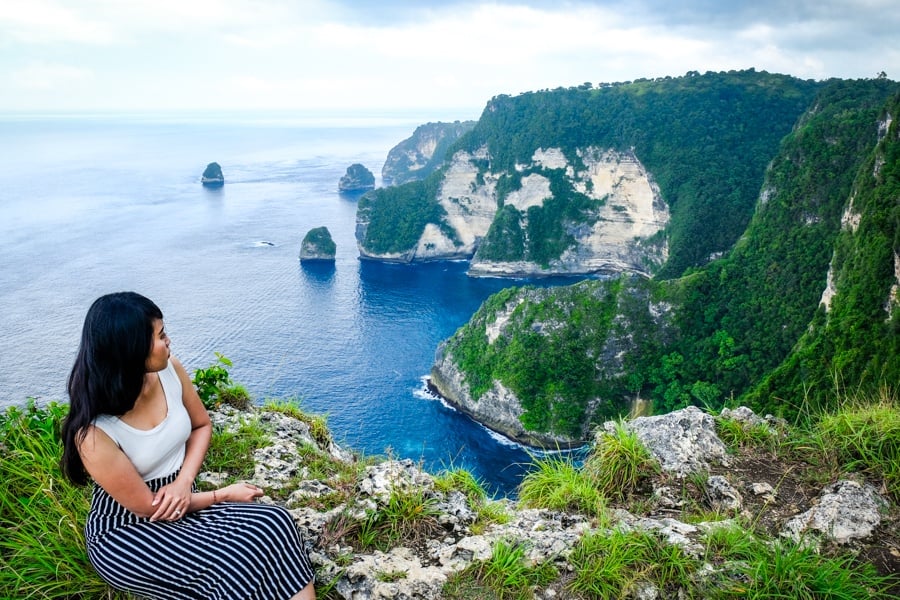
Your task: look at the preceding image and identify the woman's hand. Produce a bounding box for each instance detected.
[219,482,265,503]
[150,477,193,522]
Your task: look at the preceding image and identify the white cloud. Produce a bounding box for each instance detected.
[0,0,895,112]
[0,0,117,44]
[10,62,94,91]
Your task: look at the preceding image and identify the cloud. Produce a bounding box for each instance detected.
[0,0,895,112]
[0,0,117,44]
[10,62,94,91]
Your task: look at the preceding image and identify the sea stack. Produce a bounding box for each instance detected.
[201,162,225,187]
[299,227,337,262]
[338,163,375,193]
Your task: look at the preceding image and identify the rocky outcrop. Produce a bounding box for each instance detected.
[299,226,336,262]
[339,163,375,192]
[201,162,224,186]
[200,404,895,600]
[429,340,582,448]
[430,278,677,447]
[608,406,731,476]
[382,121,476,186]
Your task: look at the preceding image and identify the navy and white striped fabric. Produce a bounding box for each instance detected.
[85,472,314,599]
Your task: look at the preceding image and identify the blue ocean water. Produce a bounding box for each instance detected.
[0,112,578,496]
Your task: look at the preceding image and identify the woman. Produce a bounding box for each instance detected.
[60,291,315,600]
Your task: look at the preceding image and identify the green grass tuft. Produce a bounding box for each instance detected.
[443,538,557,600]
[583,421,660,500]
[517,454,606,517]
[813,396,900,499]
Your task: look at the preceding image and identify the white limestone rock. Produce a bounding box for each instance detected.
[781,479,887,545]
[612,406,731,476]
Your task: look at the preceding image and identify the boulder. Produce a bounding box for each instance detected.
[781,479,887,545]
[610,406,731,476]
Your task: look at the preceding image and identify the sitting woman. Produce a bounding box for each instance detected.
[60,291,315,600]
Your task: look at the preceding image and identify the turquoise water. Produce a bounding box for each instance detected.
[0,113,580,495]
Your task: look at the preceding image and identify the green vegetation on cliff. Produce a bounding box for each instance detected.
[357,172,455,255]
[460,69,822,276]
[444,78,900,435]
[747,88,900,415]
[450,279,639,437]
[643,79,900,416]
[478,167,601,267]
[358,70,821,268]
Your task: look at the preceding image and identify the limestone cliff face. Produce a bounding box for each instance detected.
[469,147,669,276]
[360,144,670,275]
[382,121,476,186]
[413,147,498,261]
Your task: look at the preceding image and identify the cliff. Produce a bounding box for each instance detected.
[382,120,476,186]
[220,402,898,599]
[357,70,822,277]
[6,392,897,598]
[432,78,900,441]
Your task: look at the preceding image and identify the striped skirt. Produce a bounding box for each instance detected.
[85,472,314,600]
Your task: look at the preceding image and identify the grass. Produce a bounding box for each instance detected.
[434,467,510,533]
[518,454,606,517]
[358,487,442,551]
[443,539,557,600]
[813,396,900,499]
[715,415,780,453]
[583,421,660,500]
[568,529,696,598]
[700,528,898,599]
[0,401,129,599]
[2,384,898,599]
[203,415,271,482]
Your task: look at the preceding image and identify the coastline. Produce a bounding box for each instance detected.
[425,377,589,451]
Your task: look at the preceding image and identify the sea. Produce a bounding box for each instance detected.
[0,111,583,497]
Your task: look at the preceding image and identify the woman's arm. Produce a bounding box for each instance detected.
[172,356,212,484]
[79,425,159,519]
[148,357,212,520]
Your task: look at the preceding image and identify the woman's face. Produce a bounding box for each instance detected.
[145,318,171,373]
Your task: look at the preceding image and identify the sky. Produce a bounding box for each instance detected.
[1,0,897,119]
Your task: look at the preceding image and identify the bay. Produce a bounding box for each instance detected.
[0,112,576,496]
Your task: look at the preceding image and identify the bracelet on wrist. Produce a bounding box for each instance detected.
[212,490,218,504]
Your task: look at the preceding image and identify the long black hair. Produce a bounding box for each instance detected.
[60,291,163,485]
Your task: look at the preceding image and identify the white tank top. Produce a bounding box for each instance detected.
[93,360,191,481]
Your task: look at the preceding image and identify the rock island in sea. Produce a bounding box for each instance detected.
[338,163,375,193]
[299,226,337,262]
[200,161,225,187]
